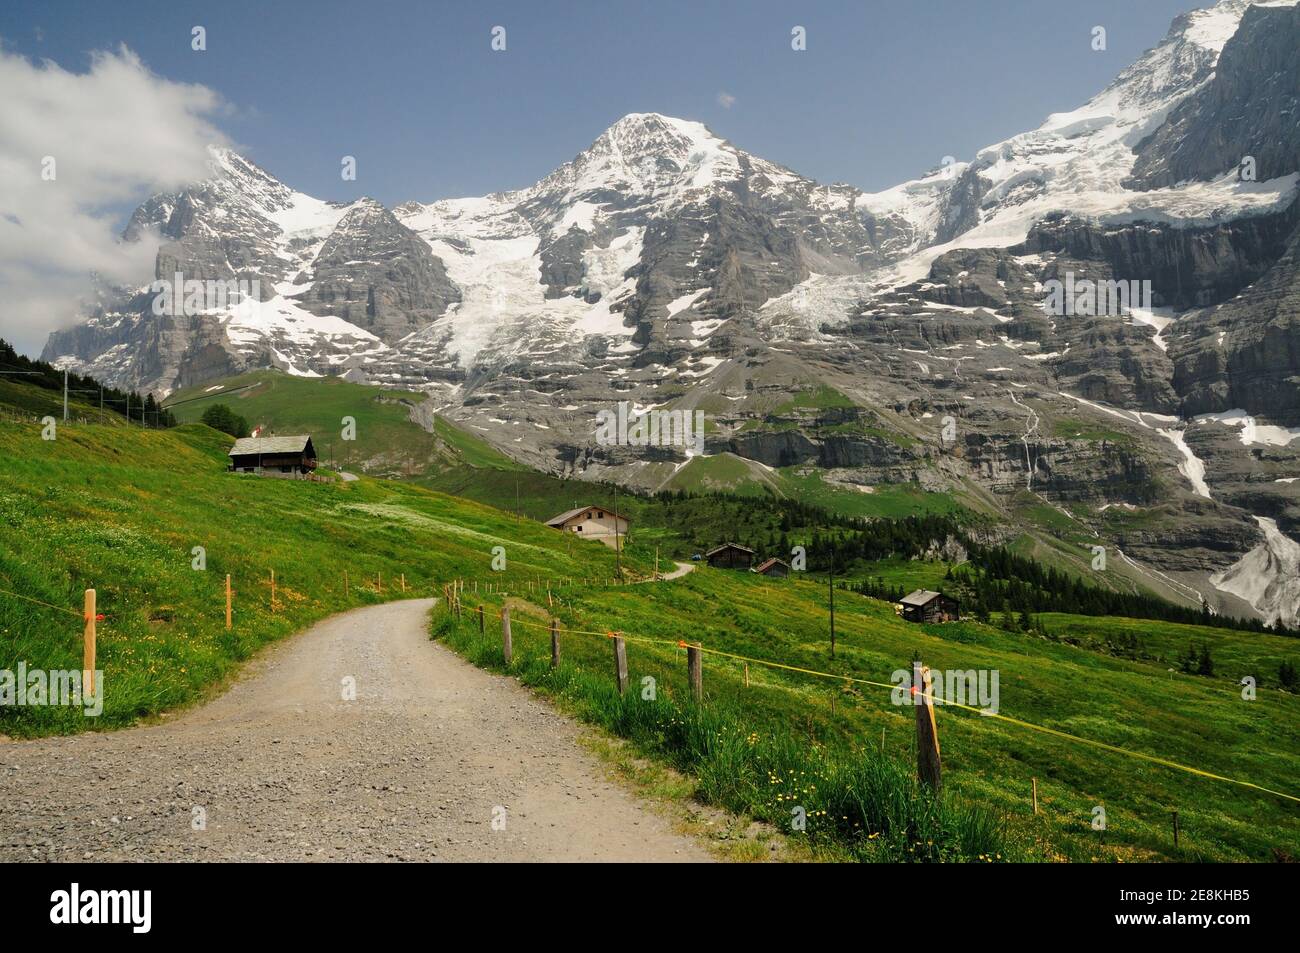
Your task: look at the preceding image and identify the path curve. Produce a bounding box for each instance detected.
[0,599,711,862]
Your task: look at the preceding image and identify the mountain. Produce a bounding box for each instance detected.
[41,0,1300,626]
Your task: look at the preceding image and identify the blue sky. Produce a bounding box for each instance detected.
[3,0,1205,203]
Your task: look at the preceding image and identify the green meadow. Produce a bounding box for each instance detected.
[434,567,1300,862]
[3,377,1297,863]
[0,411,647,736]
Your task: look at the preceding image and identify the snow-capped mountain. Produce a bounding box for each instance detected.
[42,0,1300,625]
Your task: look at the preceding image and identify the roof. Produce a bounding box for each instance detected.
[545,505,629,527]
[705,542,756,557]
[228,435,314,456]
[900,589,944,607]
[753,558,789,573]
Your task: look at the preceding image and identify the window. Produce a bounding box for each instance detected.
[576,525,582,532]
[596,511,603,518]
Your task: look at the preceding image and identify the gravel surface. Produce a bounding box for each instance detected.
[0,598,712,862]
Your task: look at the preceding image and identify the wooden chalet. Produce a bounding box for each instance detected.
[545,505,629,549]
[898,589,960,623]
[705,542,755,570]
[753,557,791,578]
[228,435,317,478]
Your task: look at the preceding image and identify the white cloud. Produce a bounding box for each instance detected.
[716,91,736,109]
[0,45,228,355]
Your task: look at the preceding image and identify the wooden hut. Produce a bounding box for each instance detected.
[899,589,960,623]
[705,542,755,570]
[753,557,791,578]
[228,435,317,478]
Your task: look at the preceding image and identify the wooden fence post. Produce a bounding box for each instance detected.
[913,659,942,793]
[270,568,276,613]
[83,588,96,696]
[477,604,484,634]
[344,569,349,595]
[612,633,628,694]
[225,574,232,630]
[550,618,560,669]
[401,573,406,593]
[744,662,749,688]
[378,571,383,593]
[501,606,513,665]
[1032,777,1039,815]
[687,644,702,702]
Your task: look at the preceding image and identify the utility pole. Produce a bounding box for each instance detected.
[62,370,68,421]
[614,482,621,579]
[515,478,520,524]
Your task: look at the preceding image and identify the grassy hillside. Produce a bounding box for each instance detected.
[434,568,1300,862]
[165,370,522,477]
[0,406,649,736]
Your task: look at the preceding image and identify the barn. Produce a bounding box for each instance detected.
[545,505,629,549]
[753,557,791,578]
[228,435,317,478]
[705,542,755,569]
[899,589,960,623]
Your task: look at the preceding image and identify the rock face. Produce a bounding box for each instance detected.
[292,199,460,344]
[1172,211,1300,425]
[1128,3,1300,189]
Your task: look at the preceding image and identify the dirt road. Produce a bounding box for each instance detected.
[0,598,711,862]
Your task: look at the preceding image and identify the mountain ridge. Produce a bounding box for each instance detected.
[37,0,1300,627]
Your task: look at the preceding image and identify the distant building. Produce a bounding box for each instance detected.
[228,435,317,478]
[899,589,960,623]
[705,542,755,570]
[545,506,629,549]
[753,557,790,578]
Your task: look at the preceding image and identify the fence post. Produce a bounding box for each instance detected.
[1032,777,1039,815]
[378,571,383,593]
[344,569,349,595]
[913,659,942,793]
[501,606,513,665]
[270,568,276,613]
[225,574,232,630]
[477,604,484,634]
[687,644,702,702]
[83,588,96,696]
[401,573,406,593]
[612,633,628,694]
[550,618,560,668]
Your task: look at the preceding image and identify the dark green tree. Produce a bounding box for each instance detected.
[200,403,250,438]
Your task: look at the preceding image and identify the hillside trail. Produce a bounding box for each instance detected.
[643,560,694,582]
[0,598,711,862]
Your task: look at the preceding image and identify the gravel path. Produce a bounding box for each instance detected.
[0,598,712,862]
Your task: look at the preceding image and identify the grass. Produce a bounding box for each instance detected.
[662,453,784,496]
[778,468,971,519]
[772,385,858,414]
[433,603,1006,862]
[165,369,512,477]
[433,567,1300,862]
[0,410,649,736]
[1037,612,1300,691]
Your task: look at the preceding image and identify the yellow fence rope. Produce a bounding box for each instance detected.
[0,586,91,620]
